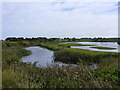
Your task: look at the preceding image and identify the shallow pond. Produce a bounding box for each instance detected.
[70,42,120,52]
[21,46,73,67]
[21,46,54,67]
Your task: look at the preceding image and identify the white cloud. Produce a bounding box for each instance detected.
[2,0,120,2]
[2,1,118,39]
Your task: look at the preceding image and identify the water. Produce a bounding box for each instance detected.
[70,42,120,52]
[90,64,98,70]
[21,46,54,67]
[21,42,119,68]
[21,46,73,67]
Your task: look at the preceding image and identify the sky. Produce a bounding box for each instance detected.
[2,0,119,39]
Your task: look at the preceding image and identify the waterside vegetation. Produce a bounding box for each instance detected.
[90,46,117,50]
[2,37,120,88]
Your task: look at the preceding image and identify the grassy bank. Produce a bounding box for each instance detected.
[39,42,94,51]
[91,46,116,50]
[59,43,94,46]
[2,41,119,88]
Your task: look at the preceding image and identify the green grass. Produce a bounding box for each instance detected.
[2,41,120,88]
[2,41,32,69]
[54,49,119,64]
[59,43,94,46]
[2,61,119,88]
[91,46,116,50]
[39,42,95,51]
[39,42,119,64]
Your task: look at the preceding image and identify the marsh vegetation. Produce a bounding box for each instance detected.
[2,37,120,88]
[90,46,116,50]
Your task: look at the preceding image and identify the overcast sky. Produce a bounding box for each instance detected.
[2,0,118,39]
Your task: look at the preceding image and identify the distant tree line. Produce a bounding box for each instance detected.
[5,37,61,42]
[5,37,120,42]
[80,37,120,42]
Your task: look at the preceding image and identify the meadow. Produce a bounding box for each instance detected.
[2,39,120,88]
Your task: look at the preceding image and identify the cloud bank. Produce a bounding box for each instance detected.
[2,1,118,39]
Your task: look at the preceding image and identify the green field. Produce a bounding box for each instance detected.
[2,41,120,88]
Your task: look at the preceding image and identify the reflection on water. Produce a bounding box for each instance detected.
[21,46,54,67]
[21,46,77,67]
